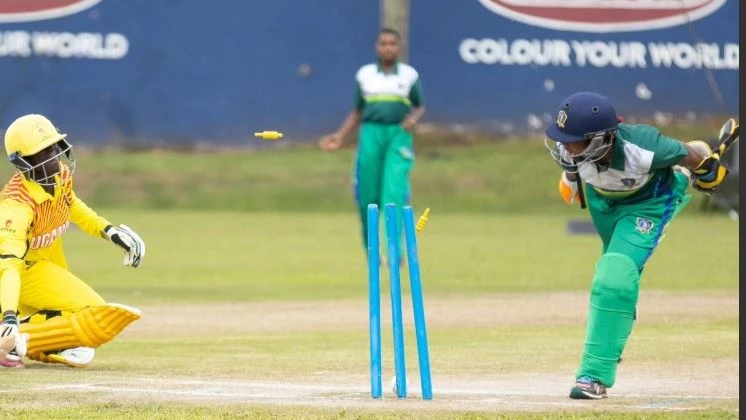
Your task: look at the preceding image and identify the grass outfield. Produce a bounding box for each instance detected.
[0,126,737,418]
[62,210,738,303]
[0,137,728,215]
[0,211,738,418]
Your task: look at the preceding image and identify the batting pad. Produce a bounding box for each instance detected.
[20,303,141,354]
[26,351,54,364]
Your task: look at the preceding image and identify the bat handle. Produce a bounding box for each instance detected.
[575,172,587,209]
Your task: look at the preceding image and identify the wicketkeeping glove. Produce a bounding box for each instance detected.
[0,315,27,358]
[104,224,146,267]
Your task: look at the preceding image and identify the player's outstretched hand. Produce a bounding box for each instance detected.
[319,133,343,152]
[105,224,146,267]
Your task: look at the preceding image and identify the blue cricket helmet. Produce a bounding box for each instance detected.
[545,92,619,144]
[544,92,619,172]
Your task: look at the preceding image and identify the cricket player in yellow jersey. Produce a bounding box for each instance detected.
[0,114,145,368]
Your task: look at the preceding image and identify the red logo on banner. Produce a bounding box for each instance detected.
[477,0,727,33]
[0,0,102,23]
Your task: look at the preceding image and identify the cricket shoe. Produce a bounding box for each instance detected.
[569,376,607,399]
[0,350,25,368]
[46,347,96,367]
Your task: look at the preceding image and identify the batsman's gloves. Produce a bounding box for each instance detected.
[688,141,729,194]
[558,172,580,205]
[1,314,27,358]
[104,224,146,267]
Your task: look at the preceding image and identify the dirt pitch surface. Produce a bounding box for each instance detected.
[8,291,738,414]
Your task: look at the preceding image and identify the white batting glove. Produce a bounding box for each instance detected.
[105,224,146,267]
[0,317,27,358]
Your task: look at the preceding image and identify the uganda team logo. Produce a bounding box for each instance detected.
[0,0,102,23]
[476,0,727,33]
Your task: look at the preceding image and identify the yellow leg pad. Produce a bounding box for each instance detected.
[26,351,54,364]
[20,303,141,354]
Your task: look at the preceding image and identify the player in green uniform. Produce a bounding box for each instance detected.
[544,92,731,399]
[320,28,425,263]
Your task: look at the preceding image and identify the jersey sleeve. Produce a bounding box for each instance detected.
[648,127,689,169]
[408,78,424,107]
[0,199,33,273]
[69,190,112,238]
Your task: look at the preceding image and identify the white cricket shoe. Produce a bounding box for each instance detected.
[48,347,96,367]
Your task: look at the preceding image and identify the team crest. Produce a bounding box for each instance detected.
[635,217,654,234]
[621,178,637,187]
[557,110,567,128]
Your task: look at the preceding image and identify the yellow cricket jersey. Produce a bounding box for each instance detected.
[0,166,111,274]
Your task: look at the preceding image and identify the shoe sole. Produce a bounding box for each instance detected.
[569,386,607,400]
[47,353,90,368]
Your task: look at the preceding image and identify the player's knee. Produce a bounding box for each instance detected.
[73,303,141,347]
[590,253,641,310]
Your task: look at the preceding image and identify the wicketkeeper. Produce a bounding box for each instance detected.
[0,114,145,368]
[544,92,733,399]
[319,28,425,262]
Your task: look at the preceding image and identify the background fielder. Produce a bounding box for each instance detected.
[0,114,145,368]
[319,28,425,262]
[544,92,731,399]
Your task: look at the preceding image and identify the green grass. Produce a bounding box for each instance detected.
[15,317,729,380]
[0,210,734,417]
[0,314,737,418]
[62,210,738,305]
[0,137,724,214]
[0,406,738,420]
[0,133,738,418]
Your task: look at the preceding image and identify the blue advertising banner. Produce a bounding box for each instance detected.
[0,1,739,145]
[409,0,739,132]
[0,1,379,145]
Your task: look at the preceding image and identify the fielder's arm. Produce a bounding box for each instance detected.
[403,106,425,131]
[404,77,425,130]
[0,200,33,316]
[69,190,112,238]
[334,79,367,141]
[70,190,145,267]
[335,109,362,141]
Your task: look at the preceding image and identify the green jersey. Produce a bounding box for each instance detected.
[354,62,423,124]
[576,123,688,203]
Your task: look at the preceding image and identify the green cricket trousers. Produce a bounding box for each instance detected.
[354,122,414,256]
[578,171,691,387]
